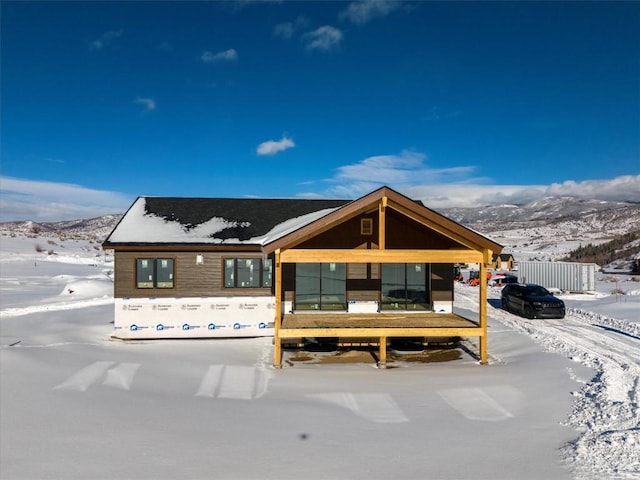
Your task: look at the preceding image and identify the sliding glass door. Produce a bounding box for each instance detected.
[295,263,346,310]
[381,263,430,310]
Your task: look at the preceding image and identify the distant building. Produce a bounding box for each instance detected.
[492,253,515,271]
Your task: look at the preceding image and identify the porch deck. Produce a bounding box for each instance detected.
[274,312,482,368]
[279,311,480,338]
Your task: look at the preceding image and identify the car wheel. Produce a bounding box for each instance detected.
[502,299,509,312]
[524,305,535,319]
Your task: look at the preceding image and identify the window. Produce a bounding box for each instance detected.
[136,258,174,289]
[295,263,346,310]
[224,258,272,288]
[361,218,373,235]
[381,263,430,310]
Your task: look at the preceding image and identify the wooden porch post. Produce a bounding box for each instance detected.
[479,260,488,364]
[273,249,283,368]
[378,336,387,368]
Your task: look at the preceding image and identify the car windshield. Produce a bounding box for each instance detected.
[525,285,550,296]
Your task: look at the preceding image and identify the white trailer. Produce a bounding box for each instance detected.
[518,261,596,293]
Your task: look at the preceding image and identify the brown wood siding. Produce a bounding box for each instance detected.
[347,290,380,302]
[347,262,379,280]
[385,209,462,249]
[346,263,381,300]
[114,251,273,299]
[296,213,379,249]
[431,263,454,302]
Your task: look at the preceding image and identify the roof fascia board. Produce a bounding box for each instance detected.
[104,244,263,252]
[101,196,142,247]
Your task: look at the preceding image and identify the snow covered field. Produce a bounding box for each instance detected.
[1,235,639,479]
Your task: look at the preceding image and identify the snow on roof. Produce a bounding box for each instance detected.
[106,197,339,245]
[251,207,339,245]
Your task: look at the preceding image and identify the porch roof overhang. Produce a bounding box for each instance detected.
[269,187,501,368]
[262,186,503,262]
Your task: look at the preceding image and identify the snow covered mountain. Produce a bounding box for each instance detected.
[438,197,640,264]
[438,197,640,232]
[0,214,122,242]
[0,197,638,265]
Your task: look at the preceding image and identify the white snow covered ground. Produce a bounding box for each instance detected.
[1,235,639,480]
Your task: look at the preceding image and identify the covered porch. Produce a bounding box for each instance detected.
[262,187,502,369]
[272,249,490,368]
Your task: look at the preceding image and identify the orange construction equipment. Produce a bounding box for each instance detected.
[467,271,492,287]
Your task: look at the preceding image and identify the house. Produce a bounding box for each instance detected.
[492,253,515,271]
[102,186,502,366]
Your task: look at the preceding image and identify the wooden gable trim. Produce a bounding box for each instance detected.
[383,192,501,253]
[263,186,502,258]
[263,194,380,254]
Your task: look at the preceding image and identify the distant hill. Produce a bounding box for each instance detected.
[437,197,640,233]
[1,197,639,270]
[437,197,640,269]
[0,215,122,242]
[560,231,640,271]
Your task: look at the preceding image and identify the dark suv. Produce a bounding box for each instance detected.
[501,283,565,319]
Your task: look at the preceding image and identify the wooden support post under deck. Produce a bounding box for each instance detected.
[273,249,283,368]
[479,260,488,364]
[378,336,387,368]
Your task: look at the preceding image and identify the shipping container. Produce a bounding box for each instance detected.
[518,261,596,293]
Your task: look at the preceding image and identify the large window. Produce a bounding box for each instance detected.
[381,263,430,310]
[295,263,346,310]
[136,258,174,289]
[224,258,272,288]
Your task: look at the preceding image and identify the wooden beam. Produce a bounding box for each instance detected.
[378,198,386,250]
[479,261,488,364]
[277,326,484,338]
[279,249,483,264]
[483,249,494,266]
[273,249,283,368]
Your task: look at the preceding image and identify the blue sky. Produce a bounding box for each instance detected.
[1,0,639,222]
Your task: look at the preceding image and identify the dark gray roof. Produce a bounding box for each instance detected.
[103,196,350,246]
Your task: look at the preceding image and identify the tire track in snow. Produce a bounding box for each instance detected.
[455,284,640,479]
[0,297,113,317]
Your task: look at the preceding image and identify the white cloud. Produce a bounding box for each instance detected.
[303,26,343,52]
[339,0,403,25]
[545,176,640,203]
[0,176,133,222]
[201,49,238,64]
[273,16,309,39]
[256,136,295,156]
[331,150,476,191]
[89,30,123,50]
[304,152,640,208]
[134,97,156,111]
[226,0,283,9]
